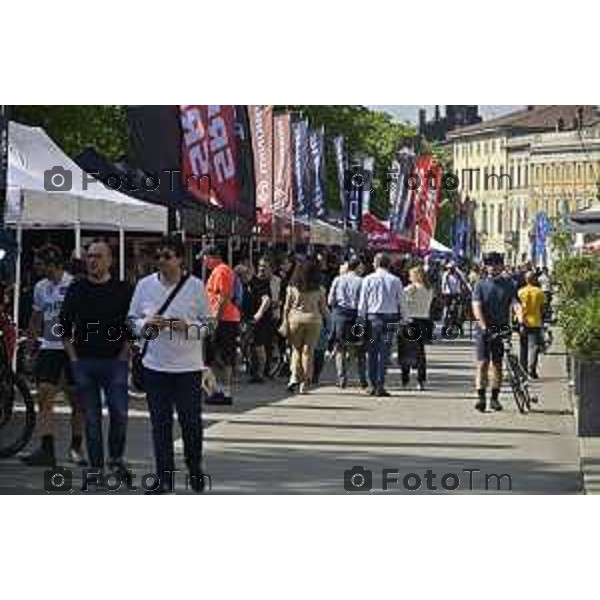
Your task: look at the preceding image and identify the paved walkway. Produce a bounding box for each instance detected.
[0,333,580,494]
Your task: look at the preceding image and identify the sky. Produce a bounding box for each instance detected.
[369,105,524,124]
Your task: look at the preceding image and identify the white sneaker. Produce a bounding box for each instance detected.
[68,448,88,467]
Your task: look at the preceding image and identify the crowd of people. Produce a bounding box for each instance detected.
[0,236,553,492]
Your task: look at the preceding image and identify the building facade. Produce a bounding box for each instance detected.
[448,106,600,263]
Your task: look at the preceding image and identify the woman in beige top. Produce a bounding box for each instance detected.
[399,266,433,391]
[281,259,328,394]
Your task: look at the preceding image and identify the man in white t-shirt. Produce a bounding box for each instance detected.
[21,247,85,467]
[128,236,211,493]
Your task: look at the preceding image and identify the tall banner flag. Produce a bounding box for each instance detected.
[362,157,375,216]
[179,105,254,221]
[333,136,346,210]
[292,118,310,219]
[0,105,9,229]
[414,155,442,253]
[533,211,552,266]
[309,127,326,219]
[389,148,416,246]
[248,105,274,226]
[344,160,363,232]
[273,113,294,235]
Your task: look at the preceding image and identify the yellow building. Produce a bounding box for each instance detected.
[448,105,600,263]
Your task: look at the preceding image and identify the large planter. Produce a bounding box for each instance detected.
[577,361,600,436]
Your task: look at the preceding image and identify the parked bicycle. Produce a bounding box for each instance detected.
[0,313,36,458]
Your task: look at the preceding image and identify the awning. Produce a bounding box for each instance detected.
[309,219,344,246]
[6,122,167,232]
[570,204,600,233]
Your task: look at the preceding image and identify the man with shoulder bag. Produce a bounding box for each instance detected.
[128,237,211,493]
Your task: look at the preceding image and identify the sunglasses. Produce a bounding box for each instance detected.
[156,251,177,261]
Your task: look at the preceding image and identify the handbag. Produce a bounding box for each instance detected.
[131,274,191,392]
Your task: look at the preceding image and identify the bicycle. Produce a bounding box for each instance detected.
[493,329,538,414]
[0,315,36,458]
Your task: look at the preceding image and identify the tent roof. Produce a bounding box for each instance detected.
[6,122,167,232]
[569,203,600,233]
[429,238,453,254]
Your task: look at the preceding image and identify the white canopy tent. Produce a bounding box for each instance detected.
[5,121,168,333]
[309,219,344,246]
[429,238,453,255]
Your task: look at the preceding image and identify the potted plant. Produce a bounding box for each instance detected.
[553,255,600,434]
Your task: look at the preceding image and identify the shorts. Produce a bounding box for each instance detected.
[211,321,240,368]
[474,328,505,364]
[252,317,274,348]
[35,349,74,387]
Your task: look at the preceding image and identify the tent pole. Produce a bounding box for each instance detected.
[119,226,125,282]
[75,221,82,259]
[12,219,22,371]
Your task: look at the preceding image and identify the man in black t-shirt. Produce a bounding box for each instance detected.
[471,253,522,412]
[247,258,272,383]
[60,241,132,481]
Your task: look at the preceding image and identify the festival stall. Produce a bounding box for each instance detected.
[5,121,168,329]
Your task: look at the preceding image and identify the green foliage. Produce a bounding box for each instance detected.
[554,256,600,302]
[551,230,574,262]
[13,105,128,160]
[562,293,600,362]
[554,255,600,361]
[278,105,415,218]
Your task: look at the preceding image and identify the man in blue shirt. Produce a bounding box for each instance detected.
[358,253,408,397]
[472,253,522,412]
[328,257,367,389]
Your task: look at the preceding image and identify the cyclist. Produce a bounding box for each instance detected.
[20,247,85,467]
[441,261,470,331]
[472,253,523,412]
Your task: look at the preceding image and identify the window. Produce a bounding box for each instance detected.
[482,205,488,234]
[546,166,552,182]
[524,165,529,187]
[498,205,504,234]
[578,164,583,181]
[499,165,504,190]
[484,167,489,190]
[517,165,521,188]
[475,170,480,191]
[490,204,495,234]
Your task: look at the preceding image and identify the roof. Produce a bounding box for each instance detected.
[448,105,600,139]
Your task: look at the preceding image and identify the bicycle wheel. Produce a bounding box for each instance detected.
[506,356,527,414]
[0,372,36,459]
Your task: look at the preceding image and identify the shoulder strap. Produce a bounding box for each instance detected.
[156,274,191,316]
[140,274,191,358]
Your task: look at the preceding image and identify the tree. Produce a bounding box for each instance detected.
[13,105,128,160]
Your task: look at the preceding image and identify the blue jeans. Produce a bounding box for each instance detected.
[367,315,398,389]
[144,368,203,489]
[72,359,129,469]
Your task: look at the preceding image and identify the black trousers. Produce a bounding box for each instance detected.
[398,318,430,384]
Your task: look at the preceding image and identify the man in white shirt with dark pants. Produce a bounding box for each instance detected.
[358,253,409,397]
[129,237,211,493]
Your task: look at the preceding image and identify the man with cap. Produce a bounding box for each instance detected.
[202,246,240,405]
[471,252,522,412]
